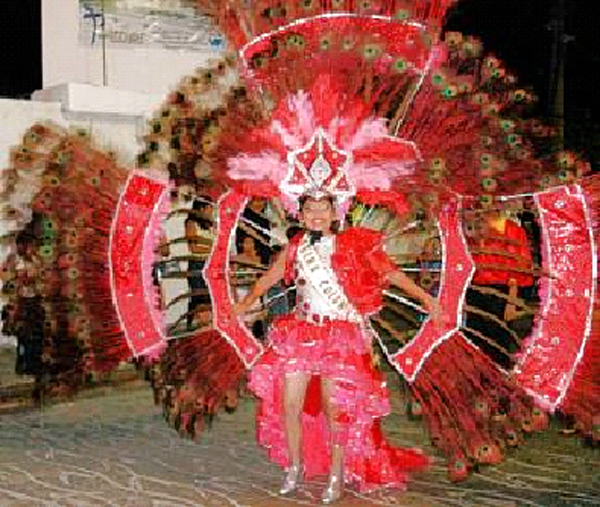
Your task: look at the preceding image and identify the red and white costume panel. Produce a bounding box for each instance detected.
[249,228,429,491]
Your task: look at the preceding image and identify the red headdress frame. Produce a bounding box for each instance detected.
[206,2,458,367]
[197,1,458,49]
[224,12,455,215]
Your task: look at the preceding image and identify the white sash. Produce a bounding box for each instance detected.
[296,237,362,323]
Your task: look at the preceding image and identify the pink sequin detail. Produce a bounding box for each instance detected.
[249,315,429,491]
[110,173,167,357]
[140,181,170,358]
[515,186,595,410]
[204,190,263,367]
[391,199,473,381]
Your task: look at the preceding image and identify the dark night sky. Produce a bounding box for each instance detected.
[0,0,42,99]
[0,0,596,117]
[445,0,554,111]
[446,0,597,116]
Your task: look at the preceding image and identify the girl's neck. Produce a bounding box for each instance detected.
[488,216,507,235]
[306,228,333,235]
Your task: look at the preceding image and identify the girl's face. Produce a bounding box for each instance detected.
[300,198,335,233]
[242,236,256,255]
[424,237,441,256]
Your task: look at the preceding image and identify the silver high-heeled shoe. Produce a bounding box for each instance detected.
[279,463,303,495]
[321,473,343,504]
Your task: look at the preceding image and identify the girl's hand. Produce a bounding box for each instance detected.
[234,301,250,315]
[504,303,517,322]
[425,297,444,329]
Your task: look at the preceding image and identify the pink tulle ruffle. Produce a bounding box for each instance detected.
[249,315,429,492]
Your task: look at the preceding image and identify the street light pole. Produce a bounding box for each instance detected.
[101,0,108,86]
[548,0,565,146]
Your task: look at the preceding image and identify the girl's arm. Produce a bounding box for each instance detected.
[185,220,212,255]
[1,254,16,282]
[386,269,441,324]
[363,232,440,321]
[234,246,288,315]
[386,269,435,311]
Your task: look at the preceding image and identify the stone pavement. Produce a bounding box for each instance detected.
[0,386,598,507]
[0,346,26,388]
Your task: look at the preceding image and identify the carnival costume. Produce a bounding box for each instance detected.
[250,227,429,490]
[2,0,600,490]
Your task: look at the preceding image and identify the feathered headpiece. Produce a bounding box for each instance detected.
[192,1,458,214]
[225,74,420,214]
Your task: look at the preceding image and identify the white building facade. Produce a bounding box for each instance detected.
[0,0,224,344]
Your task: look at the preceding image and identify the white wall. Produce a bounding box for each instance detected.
[2,0,224,345]
[33,82,165,165]
[0,99,64,172]
[43,0,223,97]
[0,98,65,236]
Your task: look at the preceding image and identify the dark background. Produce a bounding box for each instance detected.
[445,0,599,166]
[0,0,597,163]
[0,0,42,99]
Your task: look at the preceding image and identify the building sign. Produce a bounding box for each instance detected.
[78,0,225,52]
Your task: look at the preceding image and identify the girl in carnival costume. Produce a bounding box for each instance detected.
[236,190,439,500]
[4,1,600,502]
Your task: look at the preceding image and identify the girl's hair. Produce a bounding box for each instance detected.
[298,193,335,210]
[187,197,213,230]
[192,197,212,211]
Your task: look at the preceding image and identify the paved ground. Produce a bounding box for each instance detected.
[0,383,598,507]
[0,346,27,387]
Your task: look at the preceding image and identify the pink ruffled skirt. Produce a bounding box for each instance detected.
[248,315,429,492]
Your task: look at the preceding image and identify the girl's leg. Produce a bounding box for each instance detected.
[321,377,344,504]
[280,371,310,494]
